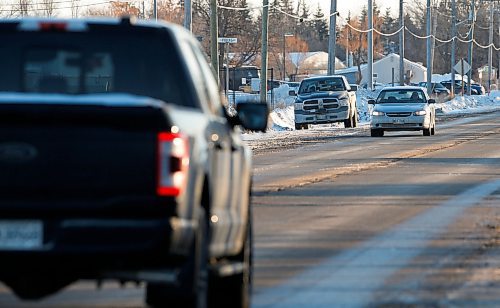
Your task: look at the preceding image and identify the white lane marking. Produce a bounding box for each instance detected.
[253,179,500,308]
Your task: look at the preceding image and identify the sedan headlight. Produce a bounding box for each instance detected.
[372,111,385,116]
[413,110,427,116]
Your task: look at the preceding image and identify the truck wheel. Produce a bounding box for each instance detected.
[295,123,301,130]
[343,117,352,128]
[146,209,209,308]
[423,127,431,136]
[209,215,252,308]
[371,129,383,137]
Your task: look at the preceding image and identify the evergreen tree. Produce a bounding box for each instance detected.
[312,3,328,48]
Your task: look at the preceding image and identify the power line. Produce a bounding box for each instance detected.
[217,3,340,22]
[1,1,111,12]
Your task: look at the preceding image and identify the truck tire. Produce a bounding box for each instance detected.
[344,116,352,128]
[146,209,209,308]
[209,214,252,308]
[371,129,383,137]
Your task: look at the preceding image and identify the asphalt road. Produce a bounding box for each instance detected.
[0,111,499,307]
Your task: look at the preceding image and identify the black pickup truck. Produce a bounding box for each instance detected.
[0,17,267,308]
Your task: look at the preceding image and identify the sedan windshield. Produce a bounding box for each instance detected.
[376,89,425,103]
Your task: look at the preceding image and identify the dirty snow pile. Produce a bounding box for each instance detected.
[436,90,500,115]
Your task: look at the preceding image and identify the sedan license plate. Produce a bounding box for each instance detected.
[392,118,405,124]
[317,115,326,120]
[0,220,43,250]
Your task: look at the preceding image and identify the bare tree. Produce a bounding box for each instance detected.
[15,0,31,17]
[71,0,80,18]
[39,0,57,17]
[194,0,260,69]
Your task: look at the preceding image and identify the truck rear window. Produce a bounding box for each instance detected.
[0,30,193,107]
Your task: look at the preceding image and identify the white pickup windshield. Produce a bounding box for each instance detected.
[298,78,346,94]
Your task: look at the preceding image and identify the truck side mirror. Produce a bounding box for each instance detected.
[349,85,358,92]
[428,99,436,104]
[236,102,268,132]
[288,90,297,96]
[368,99,376,105]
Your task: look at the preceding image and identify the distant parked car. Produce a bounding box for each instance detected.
[441,80,479,95]
[368,86,436,137]
[471,83,485,95]
[418,81,450,102]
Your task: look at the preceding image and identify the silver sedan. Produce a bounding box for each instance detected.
[368,86,436,137]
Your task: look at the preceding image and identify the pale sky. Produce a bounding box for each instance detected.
[250,0,405,19]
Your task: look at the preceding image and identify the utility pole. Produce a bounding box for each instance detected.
[328,0,337,75]
[451,0,456,97]
[467,1,475,95]
[260,0,270,102]
[399,0,405,85]
[488,2,494,93]
[368,0,373,90]
[426,0,432,95]
[210,0,219,83]
[153,0,157,21]
[184,0,192,31]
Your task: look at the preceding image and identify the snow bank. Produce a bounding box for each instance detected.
[436,91,500,115]
[269,106,295,131]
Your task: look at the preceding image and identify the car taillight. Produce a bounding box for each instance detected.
[157,132,189,197]
[18,20,88,32]
[39,22,67,31]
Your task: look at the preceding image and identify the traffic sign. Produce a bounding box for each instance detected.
[454,60,471,75]
[218,37,237,44]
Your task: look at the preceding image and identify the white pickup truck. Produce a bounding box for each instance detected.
[293,75,358,130]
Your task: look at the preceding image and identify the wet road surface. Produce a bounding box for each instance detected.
[1,111,499,307]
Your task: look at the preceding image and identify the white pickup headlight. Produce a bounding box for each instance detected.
[294,102,303,109]
[372,111,385,116]
[413,110,427,116]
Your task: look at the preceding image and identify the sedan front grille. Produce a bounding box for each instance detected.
[386,112,412,117]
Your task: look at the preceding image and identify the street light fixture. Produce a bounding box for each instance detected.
[283,33,294,80]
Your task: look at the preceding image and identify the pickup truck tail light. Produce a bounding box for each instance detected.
[157,132,190,197]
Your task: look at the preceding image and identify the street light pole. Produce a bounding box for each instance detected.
[368,0,373,90]
[399,0,404,85]
[488,3,494,93]
[426,0,432,95]
[328,0,337,75]
[260,0,270,102]
[210,0,219,83]
[451,0,456,97]
[282,34,293,81]
[467,1,475,95]
[183,0,192,31]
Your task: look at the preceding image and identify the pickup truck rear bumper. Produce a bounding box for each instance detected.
[0,217,193,276]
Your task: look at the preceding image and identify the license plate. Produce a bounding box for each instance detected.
[0,220,43,250]
[317,115,326,120]
[393,118,405,124]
